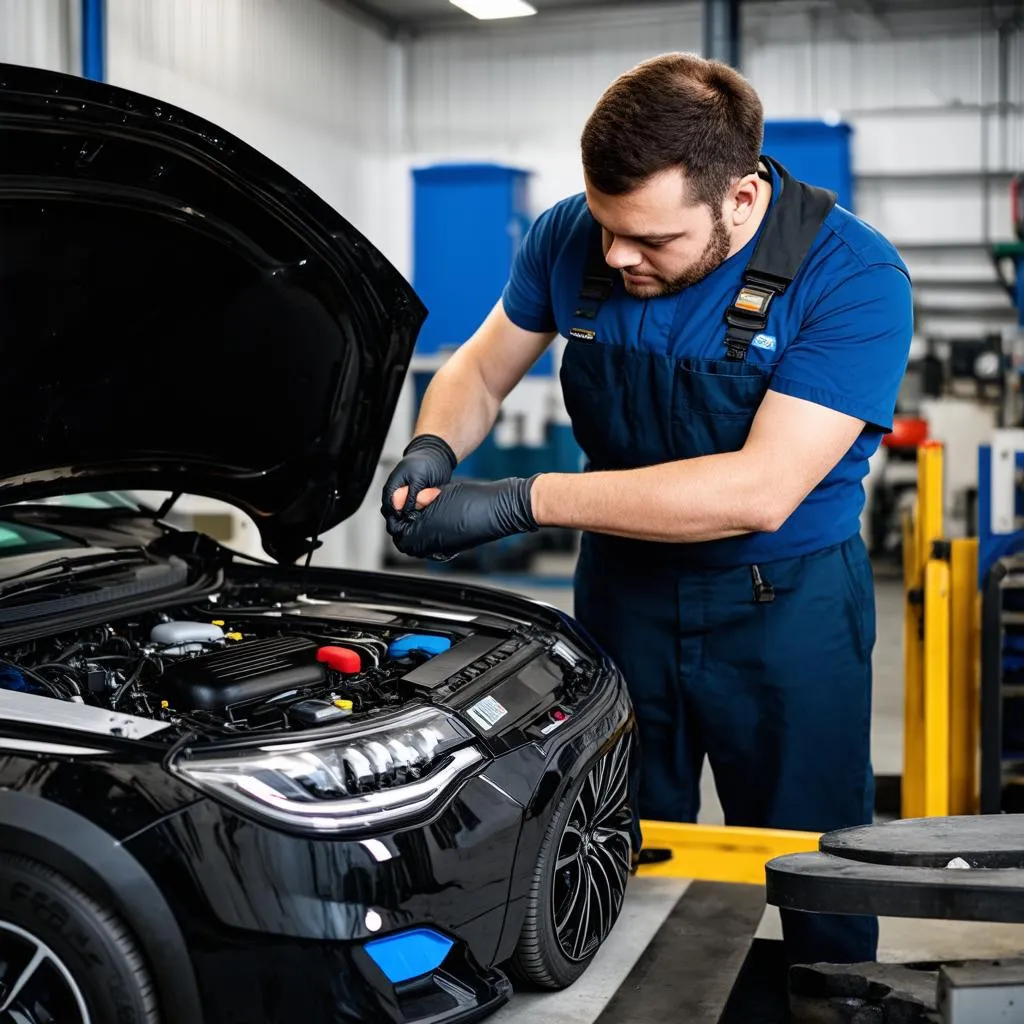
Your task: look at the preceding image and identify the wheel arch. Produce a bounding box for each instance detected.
[494,715,637,965]
[0,790,204,1024]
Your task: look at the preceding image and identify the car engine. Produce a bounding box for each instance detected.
[0,600,503,736]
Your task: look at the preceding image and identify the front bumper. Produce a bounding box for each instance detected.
[164,930,513,1024]
[124,664,633,1024]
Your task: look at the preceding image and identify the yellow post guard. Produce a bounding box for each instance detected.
[634,821,821,885]
[903,442,945,818]
[916,443,944,574]
[902,508,925,819]
[949,538,980,814]
[923,555,951,816]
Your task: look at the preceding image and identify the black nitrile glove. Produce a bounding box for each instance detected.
[381,434,458,522]
[386,476,540,560]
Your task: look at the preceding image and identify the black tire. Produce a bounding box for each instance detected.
[0,853,160,1024]
[509,737,634,990]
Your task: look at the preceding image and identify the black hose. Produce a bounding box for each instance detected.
[110,655,159,709]
[28,663,83,697]
[55,641,85,662]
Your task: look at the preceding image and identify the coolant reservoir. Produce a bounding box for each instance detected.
[150,621,225,655]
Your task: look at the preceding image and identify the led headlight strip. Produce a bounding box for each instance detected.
[171,705,485,834]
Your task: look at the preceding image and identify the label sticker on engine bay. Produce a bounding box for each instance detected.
[466,695,508,731]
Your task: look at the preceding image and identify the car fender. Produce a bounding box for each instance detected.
[0,789,204,1024]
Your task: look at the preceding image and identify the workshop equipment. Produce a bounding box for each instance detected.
[766,815,1024,1023]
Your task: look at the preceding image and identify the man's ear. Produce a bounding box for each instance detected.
[727,174,761,227]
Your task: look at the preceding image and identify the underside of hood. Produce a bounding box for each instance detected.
[0,63,427,563]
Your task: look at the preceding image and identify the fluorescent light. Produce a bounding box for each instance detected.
[449,0,537,19]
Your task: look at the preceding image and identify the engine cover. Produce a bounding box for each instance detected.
[161,635,327,712]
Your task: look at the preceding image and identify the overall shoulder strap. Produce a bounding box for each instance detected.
[568,216,617,342]
[723,156,837,361]
[578,217,616,309]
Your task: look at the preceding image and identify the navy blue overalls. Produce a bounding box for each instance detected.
[561,158,877,966]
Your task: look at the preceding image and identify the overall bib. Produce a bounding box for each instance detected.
[561,158,878,966]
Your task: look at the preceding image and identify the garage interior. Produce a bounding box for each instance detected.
[3,0,1024,1021]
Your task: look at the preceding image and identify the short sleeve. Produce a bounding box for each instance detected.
[769,262,913,432]
[501,205,560,334]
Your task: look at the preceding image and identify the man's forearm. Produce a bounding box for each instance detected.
[530,451,782,543]
[412,355,501,462]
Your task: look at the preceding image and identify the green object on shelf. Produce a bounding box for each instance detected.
[992,241,1024,258]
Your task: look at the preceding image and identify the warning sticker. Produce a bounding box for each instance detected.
[466,695,508,731]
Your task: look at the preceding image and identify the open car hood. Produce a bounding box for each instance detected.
[0,63,426,563]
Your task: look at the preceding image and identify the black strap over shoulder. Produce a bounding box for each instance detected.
[577,220,616,312]
[569,155,836,357]
[568,220,617,341]
[723,155,836,361]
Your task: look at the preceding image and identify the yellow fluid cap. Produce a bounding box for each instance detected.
[211,620,225,627]
[333,699,354,711]
[160,700,169,709]
[226,632,243,641]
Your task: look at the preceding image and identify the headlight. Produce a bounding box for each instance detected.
[171,706,484,834]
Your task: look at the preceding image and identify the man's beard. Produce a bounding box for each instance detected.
[621,214,732,298]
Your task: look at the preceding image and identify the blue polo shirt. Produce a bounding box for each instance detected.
[501,162,914,565]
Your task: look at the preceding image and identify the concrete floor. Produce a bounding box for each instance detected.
[427,555,1024,1022]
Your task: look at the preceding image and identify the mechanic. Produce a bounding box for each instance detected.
[382,52,913,968]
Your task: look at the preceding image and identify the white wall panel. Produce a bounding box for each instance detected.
[106,0,403,264]
[407,4,702,153]
[0,0,72,73]
[746,33,994,117]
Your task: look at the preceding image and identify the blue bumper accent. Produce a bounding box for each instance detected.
[364,928,455,984]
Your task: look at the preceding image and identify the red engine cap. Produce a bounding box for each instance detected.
[316,646,362,674]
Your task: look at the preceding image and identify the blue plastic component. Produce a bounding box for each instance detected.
[763,120,854,212]
[0,666,34,693]
[363,928,454,984]
[388,634,452,659]
[1015,253,1024,329]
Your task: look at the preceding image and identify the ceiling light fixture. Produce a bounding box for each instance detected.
[448,0,538,19]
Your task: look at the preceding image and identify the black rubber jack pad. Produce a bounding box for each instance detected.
[766,815,1024,923]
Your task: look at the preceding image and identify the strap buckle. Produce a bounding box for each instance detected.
[724,333,754,361]
[722,282,778,361]
[731,284,776,319]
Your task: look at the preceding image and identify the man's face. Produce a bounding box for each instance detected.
[585,168,731,299]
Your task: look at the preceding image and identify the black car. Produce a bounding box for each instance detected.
[0,64,636,1024]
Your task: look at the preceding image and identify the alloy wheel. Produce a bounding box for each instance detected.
[551,738,633,962]
[0,920,91,1024]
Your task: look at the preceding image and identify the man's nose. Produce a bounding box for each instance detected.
[604,236,642,270]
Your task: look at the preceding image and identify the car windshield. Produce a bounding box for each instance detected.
[0,521,80,558]
[0,492,143,560]
[20,491,141,511]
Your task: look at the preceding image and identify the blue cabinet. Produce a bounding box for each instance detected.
[763,120,854,212]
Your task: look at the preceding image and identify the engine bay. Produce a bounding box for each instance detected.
[0,585,584,742]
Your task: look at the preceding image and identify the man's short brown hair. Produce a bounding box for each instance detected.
[581,52,764,209]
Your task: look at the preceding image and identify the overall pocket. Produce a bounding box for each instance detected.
[669,357,774,458]
[561,341,776,467]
